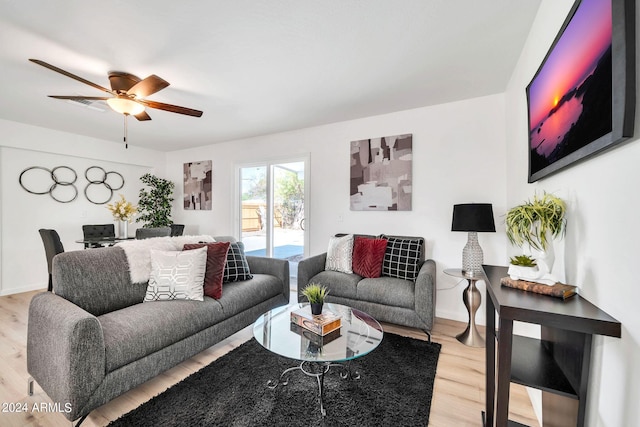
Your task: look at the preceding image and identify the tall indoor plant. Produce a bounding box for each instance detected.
[136,173,175,228]
[505,192,566,276]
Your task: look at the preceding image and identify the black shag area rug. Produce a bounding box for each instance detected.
[108,333,441,427]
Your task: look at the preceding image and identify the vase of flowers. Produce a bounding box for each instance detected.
[106,194,138,238]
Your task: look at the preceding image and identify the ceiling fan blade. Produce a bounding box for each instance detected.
[127,75,169,98]
[139,99,203,117]
[109,72,141,93]
[49,96,110,100]
[29,59,113,95]
[134,110,152,121]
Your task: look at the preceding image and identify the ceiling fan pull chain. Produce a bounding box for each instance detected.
[124,113,128,149]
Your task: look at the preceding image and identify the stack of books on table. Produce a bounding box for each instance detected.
[290,322,342,347]
[290,306,341,336]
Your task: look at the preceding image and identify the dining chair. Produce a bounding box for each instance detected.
[38,229,64,292]
[170,224,185,236]
[136,227,172,239]
[82,224,115,248]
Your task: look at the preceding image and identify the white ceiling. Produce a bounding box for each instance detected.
[0,0,541,152]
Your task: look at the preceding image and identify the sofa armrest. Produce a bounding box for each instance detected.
[27,292,105,420]
[297,252,327,302]
[246,256,290,298]
[414,259,436,332]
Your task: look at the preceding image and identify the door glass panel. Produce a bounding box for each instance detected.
[239,160,305,268]
[272,162,304,262]
[240,166,267,256]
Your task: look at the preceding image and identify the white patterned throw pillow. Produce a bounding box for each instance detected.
[144,246,207,302]
[325,234,354,274]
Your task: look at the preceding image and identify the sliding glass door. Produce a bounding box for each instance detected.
[238,158,307,265]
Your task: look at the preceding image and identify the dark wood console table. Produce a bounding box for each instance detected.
[483,265,621,427]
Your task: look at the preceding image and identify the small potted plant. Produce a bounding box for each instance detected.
[507,255,538,280]
[301,283,329,315]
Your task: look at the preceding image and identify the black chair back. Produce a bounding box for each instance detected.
[170,224,185,236]
[39,229,64,292]
[82,224,115,248]
[136,227,172,239]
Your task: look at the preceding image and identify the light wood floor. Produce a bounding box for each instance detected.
[0,290,539,426]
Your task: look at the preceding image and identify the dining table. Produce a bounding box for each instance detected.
[75,237,135,247]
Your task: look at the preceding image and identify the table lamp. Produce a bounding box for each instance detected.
[451,203,496,276]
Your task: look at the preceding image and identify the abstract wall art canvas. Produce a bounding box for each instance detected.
[184,160,212,210]
[350,134,412,211]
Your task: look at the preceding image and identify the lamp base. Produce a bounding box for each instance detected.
[462,231,484,276]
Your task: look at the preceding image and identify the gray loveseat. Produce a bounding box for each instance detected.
[27,236,289,424]
[297,234,435,340]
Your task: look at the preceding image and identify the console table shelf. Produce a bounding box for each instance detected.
[511,335,576,399]
[483,265,621,427]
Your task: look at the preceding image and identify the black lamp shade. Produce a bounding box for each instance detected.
[451,203,496,232]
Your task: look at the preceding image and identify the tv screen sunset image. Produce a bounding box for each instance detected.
[527,0,612,176]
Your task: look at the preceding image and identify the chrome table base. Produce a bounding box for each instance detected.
[456,277,485,347]
[267,360,358,416]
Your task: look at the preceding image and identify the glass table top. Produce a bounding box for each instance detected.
[253,303,384,363]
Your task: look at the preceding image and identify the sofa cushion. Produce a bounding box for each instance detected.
[223,242,253,282]
[183,242,231,299]
[325,234,354,274]
[99,298,227,372]
[352,236,387,278]
[53,247,147,316]
[144,247,207,302]
[356,276,416,309]
[309,270,361,299]
[215,274,285,315]
[381,235,424,281]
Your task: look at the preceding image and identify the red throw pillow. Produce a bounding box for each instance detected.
[183,242,230,299]
[352,237,388,278]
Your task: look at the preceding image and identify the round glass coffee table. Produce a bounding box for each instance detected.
[253,303,384,416]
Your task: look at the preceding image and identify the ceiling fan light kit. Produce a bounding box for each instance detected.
[106,97,145,116]
[29,58,203,148]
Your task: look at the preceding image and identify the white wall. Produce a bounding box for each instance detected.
[166,95,509,323]
[0,119,165,294]
[505,0,640,425]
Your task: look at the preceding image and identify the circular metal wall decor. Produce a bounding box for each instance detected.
[19,166,78,203]
[84,166,125,205]
[18,165,125,204]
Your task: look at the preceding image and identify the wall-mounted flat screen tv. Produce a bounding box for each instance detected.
[526,0,635,182]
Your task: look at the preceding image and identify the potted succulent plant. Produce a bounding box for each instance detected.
[505,192,566,274]
[300,283,329,315]
[507,255,538,280]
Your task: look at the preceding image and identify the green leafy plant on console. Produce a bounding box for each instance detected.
[505,192,566,252]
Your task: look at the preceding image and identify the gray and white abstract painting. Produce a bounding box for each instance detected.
[350,134,412,211]
[184,160,212,210]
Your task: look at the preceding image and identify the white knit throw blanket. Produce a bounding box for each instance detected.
[116,235,215,284]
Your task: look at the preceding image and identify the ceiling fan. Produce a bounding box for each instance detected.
[29,58,203,121]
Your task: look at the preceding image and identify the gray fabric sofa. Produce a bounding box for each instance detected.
[27,236,289,423]
[297,234,435,339]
